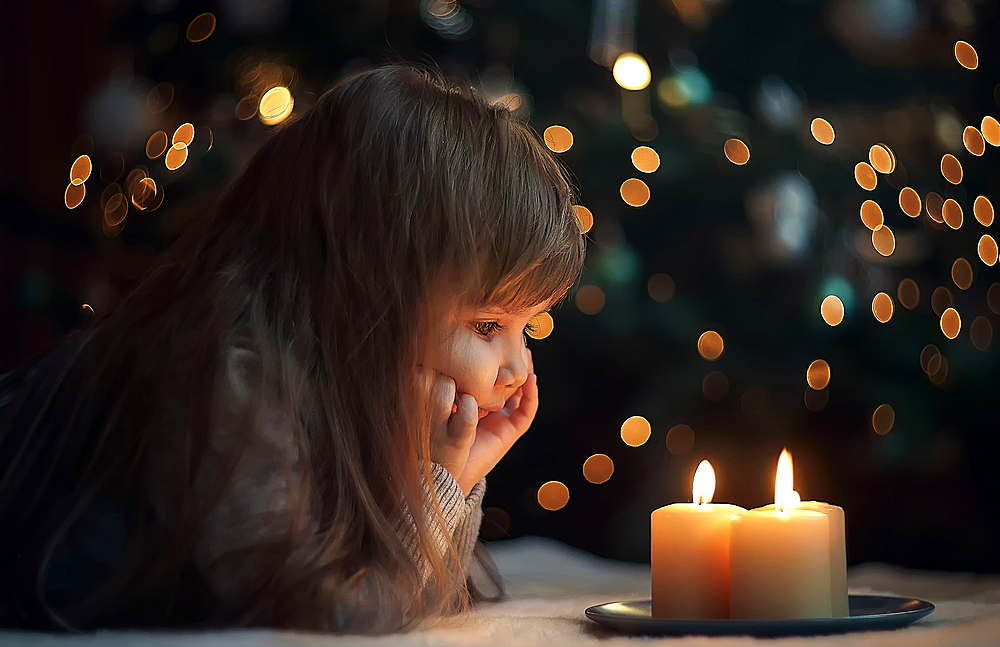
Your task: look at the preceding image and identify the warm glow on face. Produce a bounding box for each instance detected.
[925,192,944,223]
[979,235,998,266]
[941,154,963,185]
[898,188,921,218]
[583,454,614,484]
[697,330,724,361]
[806,359,830,390]
[974,196,994,226]
[648,273,675,302]
[855,162,877,191]
[537,481,569,511]
[724,138,750,165]
[820,295,845,326]
[897,278,920,310]
[951,258,973,290]
[621,415,651,447]
[526,312,554,340]
[942,199,963,229]
[259,86,294,125]
[964,126,986,156]
[692,460,716,505]
[575,284,606,315]
[810,118,835,145]
[543,125,574,153]
[940,307,962,339]
[612,53,651,90]
[165,142,189,171]
[872,292,894,323]
[666,424,695,455]
[954,40,978,69]
[186,12,217,42]
[774,449,799,513]
[574,205,594,233]
[70,155,92,185]
[983,117,1000,146]
[872,404,895,434]
[620,178,650,206]
[869,144,895,174]
[631,146,660,173]
[860,200,883,230]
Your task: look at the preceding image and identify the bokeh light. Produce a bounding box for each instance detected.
[983,116,1000,146]
[854,162,877,191]
[648,273,675,302]
[820,295,845,326]
[941,154,963,185]
[631,146,660,173]
[964,126,986,156]
[954,40,978,69]
[666,424,695,455]
[70,155,92,185]
[621,415,651,447]
[583,454,614,485]
[724,138,750,165]
[104,192,128,227]
[931,286,954,316]
[974,196,994,226]
[951,258,973,290]
[860,200,883,230]
[575,285,606,315]
[898,188,921,218]
[164,142,189,171]
[543,125,574,153]
[872,225,895,257]
[942,199,963,229]
[810,118,835,145]
[928,356,949,385]
[872,292,894,323]
[620,178,650,206]
[574,205,594,233]
[526,312,554,340]
[146,131,168,159]
[697,330,725,360]
[186,12,217,42]
[131,177,157,210]
[926,192,944,223]
[920,344,942,375]
[100,153,125,182]
[989,283,1000,314]
[868,144,895,174]
[64,182,85,209]
[537,481,569,511]
[897,278,920,310]
[147,82,174,114]
[806,359,831,390]
[971,316,993,351]
[612,53,651,91]
[940,307,962,339]
[872,404,895,435]
[804,387,829,412]
[702,371,729,401]
[979,235,998,266]
[259,86,294,125]
[235,96,257,120]
[172,123,195,147]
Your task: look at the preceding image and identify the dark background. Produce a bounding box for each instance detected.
[2,0,998,572]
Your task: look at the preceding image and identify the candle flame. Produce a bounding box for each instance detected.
[692,459,715,505]
[774,449,800,513]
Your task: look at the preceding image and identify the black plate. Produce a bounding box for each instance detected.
[585,595,934,636]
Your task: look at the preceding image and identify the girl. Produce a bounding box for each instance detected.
[0,65,585,632]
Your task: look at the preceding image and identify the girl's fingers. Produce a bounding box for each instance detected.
[431,373,457,427]
[527,348,534,374]
[503,386,523,414]
[506,373,538,434]
[448,393,479,446]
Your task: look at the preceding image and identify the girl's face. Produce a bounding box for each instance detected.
[427,301,547,418]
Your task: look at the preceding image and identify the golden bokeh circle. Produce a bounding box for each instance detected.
[928,356,949,385]
[971,316,993,351]
[940,154,963,185]
[979,235,999,266]
[897,278,920,310]
[64,182,86,209]
[951,258,973,290]
[820,295,845,326]
[806,359,831,390]
[103,192,128,227]
[920,344,942,375]
[974,196,994,226]
[869,144,895,174]
[930,286,954,317]
[872,292,894,323]
[925,192,944,223]
[70,155,92,185]
[942,199,963,229]
[860,200,884,230]
[983,116,1000,146]
[537,481,570,511]
[940,307,962,339]
[964,126,986,156]
[583,454,614,485]
[526,312,554,340]
[543,125,574,153]
[575,284,606,315]
[954,40,979,69]
[666,424,695,455]
[259,86,294,125]
[631,146,660,173]
[854,162,877,191]
[898,188,921,218]
[648,273,675,302]
[804,387,829,412]
[621,415,651,447]
[612,53,651,90]
[574,205,594,233]
[186,12,217,42]
[164,142,189,171]
[872,225,895,256]
[145,131,168,159]
[810,118,835,145]
[235,96,257,121]
[172,123,195,147]
[147,82,174,114]
[130,176,158,210]
[872,404,895,435]
[620,178,650,207]
[697,330,725,361]
[702,371,729,401]
[989,283,1000,315]
[724,138,750,165]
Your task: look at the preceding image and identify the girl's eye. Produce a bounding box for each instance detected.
[473,320,503,338]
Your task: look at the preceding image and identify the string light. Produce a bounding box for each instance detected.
[697,331,724,360]
[810,118,835,145]
[543,125,574,153]
[612,53,651,90]
[621,416,651,447]
[724,138,750,165]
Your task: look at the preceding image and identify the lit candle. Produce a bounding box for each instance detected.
[651,460,746,619]
[729,450,833,619]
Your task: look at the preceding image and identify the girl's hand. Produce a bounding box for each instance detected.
[423,369,480,493]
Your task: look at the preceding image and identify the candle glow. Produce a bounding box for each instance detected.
[774,449,800,513]
[693,460,715,505]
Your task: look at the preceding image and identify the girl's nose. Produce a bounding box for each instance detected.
[497,346,529,388]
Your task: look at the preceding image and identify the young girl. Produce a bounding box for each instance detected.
[0,65,585,632]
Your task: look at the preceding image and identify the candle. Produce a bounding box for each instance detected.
[651,460,746,619]
[729,450,833,619]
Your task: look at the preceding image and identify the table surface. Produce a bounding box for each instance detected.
[4,536,1000,646]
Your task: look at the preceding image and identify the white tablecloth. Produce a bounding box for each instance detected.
[4,536,1000,646]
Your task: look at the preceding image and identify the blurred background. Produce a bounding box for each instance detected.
[2,0,999,573]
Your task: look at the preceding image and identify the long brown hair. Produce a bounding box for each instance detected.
[0,64,584,632]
